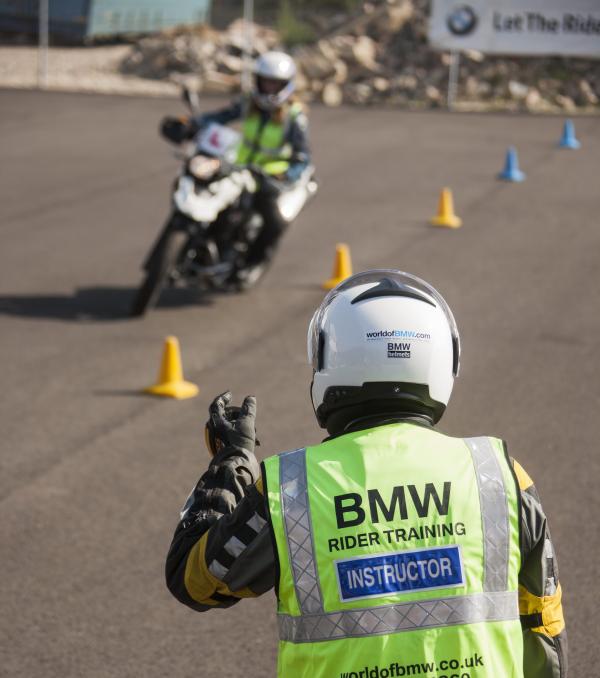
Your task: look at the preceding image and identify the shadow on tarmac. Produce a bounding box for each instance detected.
[0,286,212,321]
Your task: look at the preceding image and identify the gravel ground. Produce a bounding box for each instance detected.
[0,45,178,96]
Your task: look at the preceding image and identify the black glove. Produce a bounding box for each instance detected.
[204,391,259,457]
[160,116,191,144]
[286,163,305,183]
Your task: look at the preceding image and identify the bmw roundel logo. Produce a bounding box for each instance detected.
[446,5,478,36]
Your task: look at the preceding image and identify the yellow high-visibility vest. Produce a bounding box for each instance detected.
[263,422,523,678]
[236,103,303,176]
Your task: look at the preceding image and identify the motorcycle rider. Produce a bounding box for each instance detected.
[161,50,311,286]
[165,270,567,677]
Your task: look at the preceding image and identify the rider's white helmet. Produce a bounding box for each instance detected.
[252,51,296,111]
[307,270,461,429]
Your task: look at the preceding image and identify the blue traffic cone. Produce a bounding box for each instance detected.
[497,146,526,182]
[558,119,581,149]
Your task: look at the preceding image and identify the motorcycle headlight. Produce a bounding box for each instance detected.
[189,155,221,180]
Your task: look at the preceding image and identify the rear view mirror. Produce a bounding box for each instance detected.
[181,85,201,114]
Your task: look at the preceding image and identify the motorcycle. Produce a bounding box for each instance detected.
[130,89,318,317]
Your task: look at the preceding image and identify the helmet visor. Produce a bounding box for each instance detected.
[256,75,288,95]
[308,269,460,376]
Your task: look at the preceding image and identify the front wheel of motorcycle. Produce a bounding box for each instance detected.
[130,231,188,317]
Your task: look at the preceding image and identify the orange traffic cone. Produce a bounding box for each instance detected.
[145,336,199,399]
[430,188,462,229]
[323,244,353,290]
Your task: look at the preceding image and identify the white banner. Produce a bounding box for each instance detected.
[429,0,600,57]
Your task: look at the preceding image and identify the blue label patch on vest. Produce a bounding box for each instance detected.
[335,545,464,602]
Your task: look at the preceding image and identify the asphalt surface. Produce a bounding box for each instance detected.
[1,90,598,677]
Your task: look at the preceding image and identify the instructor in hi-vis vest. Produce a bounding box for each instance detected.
[166,270,567,677]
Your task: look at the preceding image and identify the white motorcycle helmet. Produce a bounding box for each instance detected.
[252,51,296,111]
[307,270,461,431]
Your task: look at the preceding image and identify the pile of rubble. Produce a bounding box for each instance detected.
[120,20,279,94]
[119,1,600,112]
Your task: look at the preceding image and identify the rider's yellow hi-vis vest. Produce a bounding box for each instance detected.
[236,103,302,176]
[262,423,523,678]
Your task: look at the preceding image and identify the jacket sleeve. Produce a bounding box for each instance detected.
[165,444,276,612]
[191,98,244,131]
[512,459,567,678]
[285,109,311,179]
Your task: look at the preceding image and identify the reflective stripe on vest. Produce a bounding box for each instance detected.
[277,437,517,641]
[279,447,324,614]
[278,591,518,643]
[464,437,511,592]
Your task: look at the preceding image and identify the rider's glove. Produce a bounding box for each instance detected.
[204,391,259,457]
[285,163,305,183]
[160,116,191,144]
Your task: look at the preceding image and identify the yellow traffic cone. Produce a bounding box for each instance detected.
[430,188,462,229]
[323,243,353,290]
[145,336,199,399]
